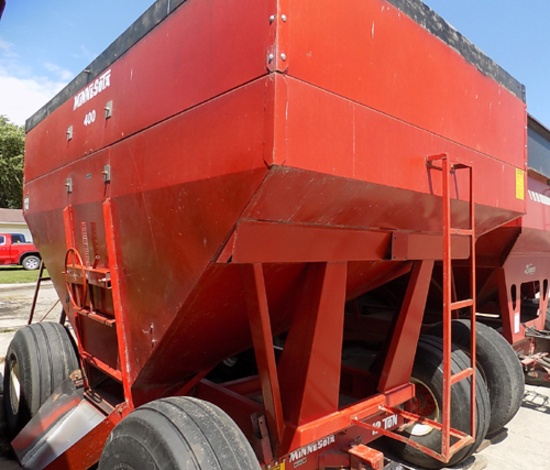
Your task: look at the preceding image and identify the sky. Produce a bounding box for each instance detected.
[1,1,550,128]
[0,0,153,126]
[423,0,550,127]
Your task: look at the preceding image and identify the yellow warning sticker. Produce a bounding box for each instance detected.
[516,168,525,200]
[272,463,286,470]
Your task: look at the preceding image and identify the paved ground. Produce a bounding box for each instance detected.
[481,384,550,469]
[0,283,60,469]
[0,284,548,469]
[0,282,61,361]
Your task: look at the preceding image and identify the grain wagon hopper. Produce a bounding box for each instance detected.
[4,0,527,468]
[447,115,550,385]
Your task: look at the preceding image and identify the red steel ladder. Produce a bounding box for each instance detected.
[426,152,478,460]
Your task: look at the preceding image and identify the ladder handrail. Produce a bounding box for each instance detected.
[428,153,477,459]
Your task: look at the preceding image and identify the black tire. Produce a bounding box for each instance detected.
[387,336,490,469]
[428,320,525,435]
[545,305,550,331]
[99,396,260,470]
[3,322,79,437]
[21,255,40,271]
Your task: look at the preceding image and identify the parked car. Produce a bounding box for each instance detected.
[0,233,41,270]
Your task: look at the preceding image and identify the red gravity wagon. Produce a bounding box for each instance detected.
[5,0,528,468]
[453,115,550,384]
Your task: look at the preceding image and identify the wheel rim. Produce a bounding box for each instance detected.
[223,356,238,367]
[9,357,21,416]
[25,258,39,270]
[405,378,440,437]
[64,248,88,309]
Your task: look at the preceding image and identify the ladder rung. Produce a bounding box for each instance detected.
[450,435,475,454]
[374,406,471,440]
[451,367,474,385]
[77,309,116,327]
[451,228,474,236]
[81,352,122,382]
[426,153,447,163]
[451,163,471,170]
[450,299,474,310]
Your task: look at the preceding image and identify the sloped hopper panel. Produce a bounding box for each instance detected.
[23,0,526,394]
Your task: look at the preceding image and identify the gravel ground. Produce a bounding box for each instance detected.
[0,284,548,469]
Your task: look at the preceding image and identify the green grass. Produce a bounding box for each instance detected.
[0,265,49,284]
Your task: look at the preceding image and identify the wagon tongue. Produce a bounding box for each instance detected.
[11,375,108,469]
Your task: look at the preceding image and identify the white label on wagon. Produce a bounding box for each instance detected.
[525,264,536,275]
[514,312,520,334]
[370,413,398,435]
[528,190,550,207]
[288,435,336,463]
[73,69,112,110]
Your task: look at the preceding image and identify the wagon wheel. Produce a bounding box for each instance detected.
[99,396,260,470]
[387,335,490,469]
[427,319,525,435]
[3,322,79,438]
[64,248,88,310]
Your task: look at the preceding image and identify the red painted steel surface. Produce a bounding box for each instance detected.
[378,260,434,391]
[520,176,550,246]
[471,174,550,345]
[242,263,285,447]
[21,0,527,467]
[261,75,524,234]
[478,175,550,262]
[349,445,384,470]
[286,0,522,164]
[24,0,274,182]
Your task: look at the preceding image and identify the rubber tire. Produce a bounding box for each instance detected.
[387,335,490,469]
[3,322,79,437]
[428,320,525,435]
[21,255,40,270]
[99,396,260,470]
[545,305,550,331]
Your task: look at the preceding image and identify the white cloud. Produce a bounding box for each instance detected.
[44,62,74,82]
[0,68,67,126]
[75,45,95,63]
[0,38,72,126]
[0,38,18,58]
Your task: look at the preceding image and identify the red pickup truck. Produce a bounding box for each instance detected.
[0,233,41,270]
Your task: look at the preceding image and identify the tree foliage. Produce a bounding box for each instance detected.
[0,115,25,209]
